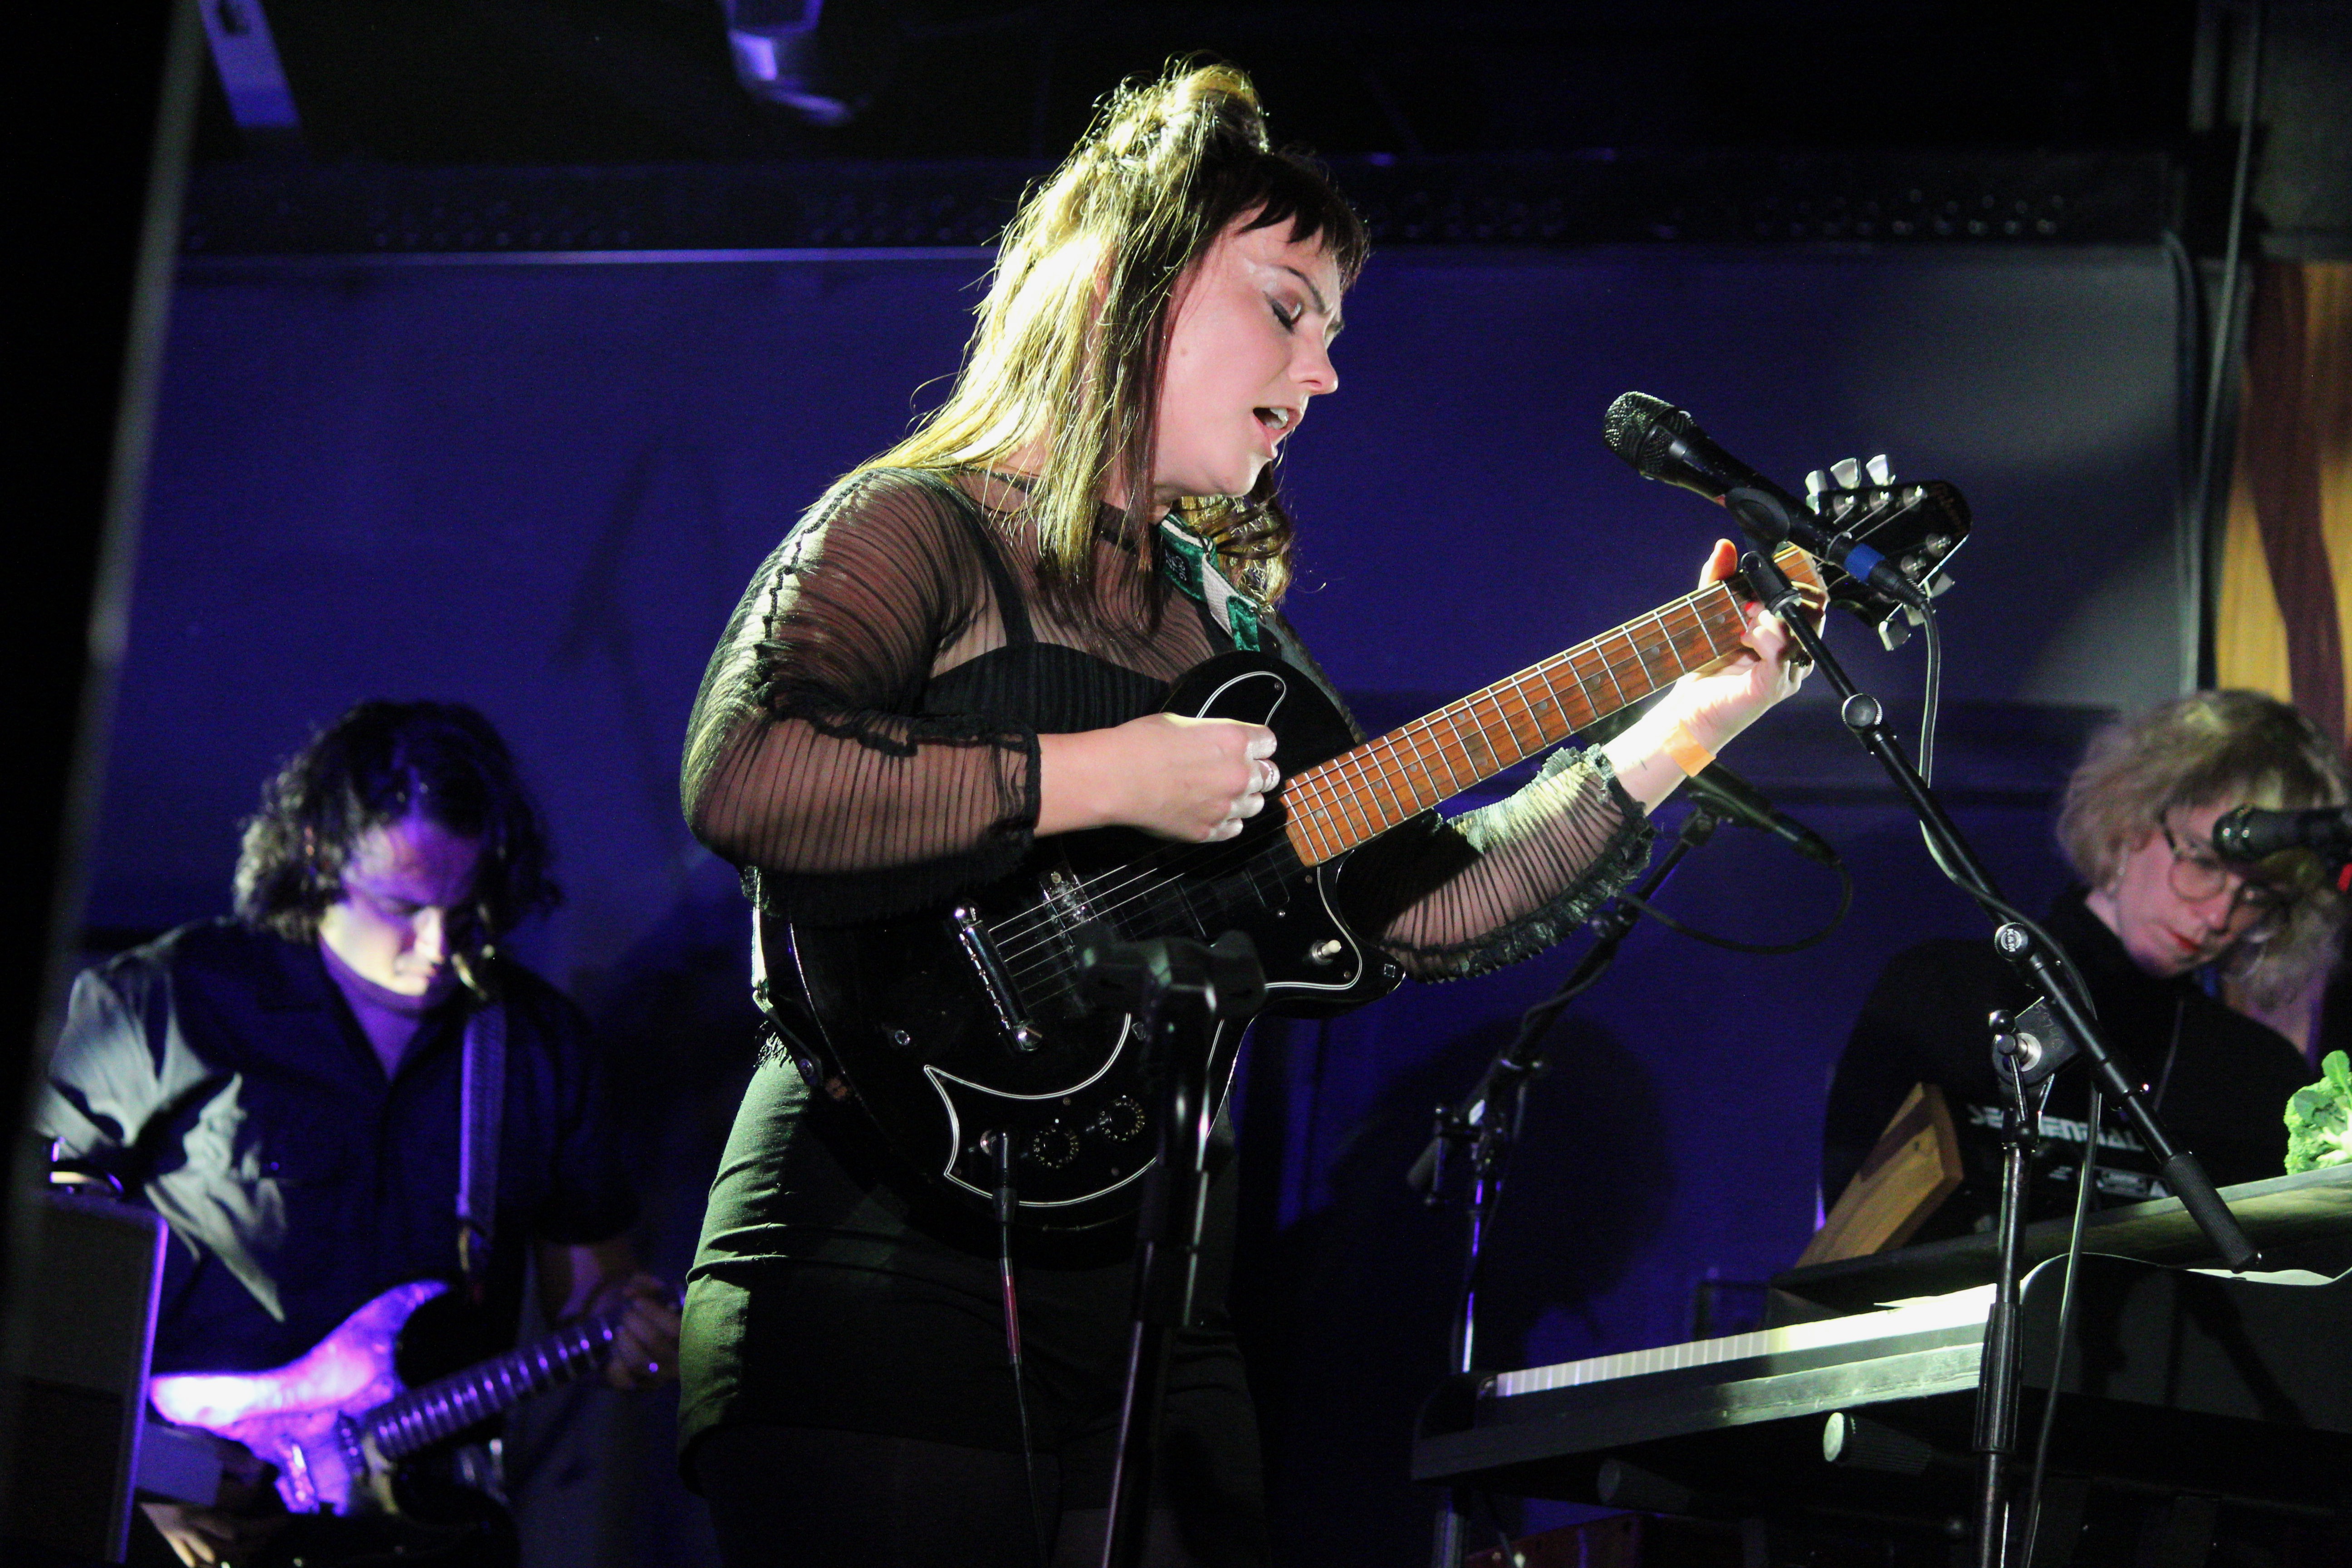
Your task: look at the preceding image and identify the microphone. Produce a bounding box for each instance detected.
[1602,392,1926,608]
[2210,804,2352,864]
[1683,761,1839,865]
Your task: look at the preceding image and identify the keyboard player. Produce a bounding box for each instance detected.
[1824,691,2344,1241]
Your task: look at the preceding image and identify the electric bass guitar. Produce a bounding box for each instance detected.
[145,1279,628,1562]
[775,479,1967,1230]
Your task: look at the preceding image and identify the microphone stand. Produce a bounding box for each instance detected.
[1726,524,2259,1568]
[1079,932,1267,1568]
[1416,805,1723,1568]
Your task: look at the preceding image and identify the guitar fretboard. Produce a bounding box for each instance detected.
[365,1314,617,1460]
[1279,549,1810,867]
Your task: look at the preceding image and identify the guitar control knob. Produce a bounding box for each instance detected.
[1025,1125,1080,1170]
[1090,1097,1146,1143]
[1307,939,1343,965]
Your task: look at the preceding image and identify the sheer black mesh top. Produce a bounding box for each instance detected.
[682,467,1652,977]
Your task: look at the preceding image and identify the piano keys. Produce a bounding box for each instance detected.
[1414,1169,2352,1539]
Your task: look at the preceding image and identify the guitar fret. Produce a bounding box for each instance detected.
[1362,747,1416,826]
[1456,705,1507,778]
[1308,785,1364,860]
[1533,658,1590,738]
[1328,760,1382,843]
[1446,705,1493,782]
[1594,635,1631,708]
[1700,590,1739,656]
[1308,771,1364,846]
[1622,623,1660,687]
[1425,717,1468,801]
[1391,721,1450,817]
[1325,750,1388,839]
[1490,672,1548,756]
[363,1313,622,1465]
[1515,674,1564,745]
[1536,659,1591,731]
[1413,715,1460,805]
[1652,609,1682,675]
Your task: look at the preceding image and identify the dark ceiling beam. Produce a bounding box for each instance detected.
[179,147,2171,258]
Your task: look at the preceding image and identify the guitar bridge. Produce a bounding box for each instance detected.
[951,906,1043,1053]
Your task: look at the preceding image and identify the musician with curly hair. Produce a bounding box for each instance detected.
[1824,690,2348,1243]
[39,700,678,1567]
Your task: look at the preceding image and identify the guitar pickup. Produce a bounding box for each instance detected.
[951,906,1044,1053]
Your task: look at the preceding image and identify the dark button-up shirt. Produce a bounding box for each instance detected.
[37,920,634,1375]
[1825,889,2315,1241]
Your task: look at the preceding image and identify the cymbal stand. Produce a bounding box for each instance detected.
[1078,932,1267,1568]
[1416,806,1721,1568]
[1728,534,2259,1568]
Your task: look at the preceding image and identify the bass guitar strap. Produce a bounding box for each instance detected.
[456,992,507,1299]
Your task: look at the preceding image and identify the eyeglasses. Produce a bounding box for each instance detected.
[2159,817,2293,921]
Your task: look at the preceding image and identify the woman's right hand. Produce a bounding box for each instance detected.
[1038,714,1279,842]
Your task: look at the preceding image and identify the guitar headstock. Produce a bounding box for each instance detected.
[1802,456,1970,649]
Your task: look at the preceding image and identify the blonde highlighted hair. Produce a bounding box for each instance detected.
[2058,690,2349,1005]
[858,59,1367,615]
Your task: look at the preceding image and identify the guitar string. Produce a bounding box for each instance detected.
[1266,584,1728,870]
[1293,576,1729,823]
[982,634,1605,970]
[979,586,1743,967]
[1276,586,1735,865]
[984,589,1747,985]
[989,542,1825,975]
[1005,555,1796,954]
[986,600,1752,1003]
[997,834,1306,1003]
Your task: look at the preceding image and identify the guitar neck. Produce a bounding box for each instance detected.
[363,1313,618,1461]
[1281,546,1814,867]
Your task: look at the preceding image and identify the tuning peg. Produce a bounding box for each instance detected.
[1829,457,1862,489]
[1804,469,1828,503]
[1866,454,1894,485]
[1927,572,1955,598]
[1878,618,1914,651]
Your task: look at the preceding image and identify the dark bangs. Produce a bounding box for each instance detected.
[1210,148,1370,288]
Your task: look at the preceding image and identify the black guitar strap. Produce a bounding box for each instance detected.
[456,985,507,1300]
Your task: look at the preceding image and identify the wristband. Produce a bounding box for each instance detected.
[1662,721,1715,778]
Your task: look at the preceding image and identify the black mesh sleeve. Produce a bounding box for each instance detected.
[681,473,1041,903]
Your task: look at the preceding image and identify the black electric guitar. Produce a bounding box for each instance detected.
[778,480,1968,1230]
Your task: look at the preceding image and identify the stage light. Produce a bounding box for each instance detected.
[720,0,891,129]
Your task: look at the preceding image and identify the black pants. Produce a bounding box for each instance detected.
[693,1366,1269,1568]
[686,1084,1266,1565]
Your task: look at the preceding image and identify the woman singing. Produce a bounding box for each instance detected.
[678,59,1807,1568]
